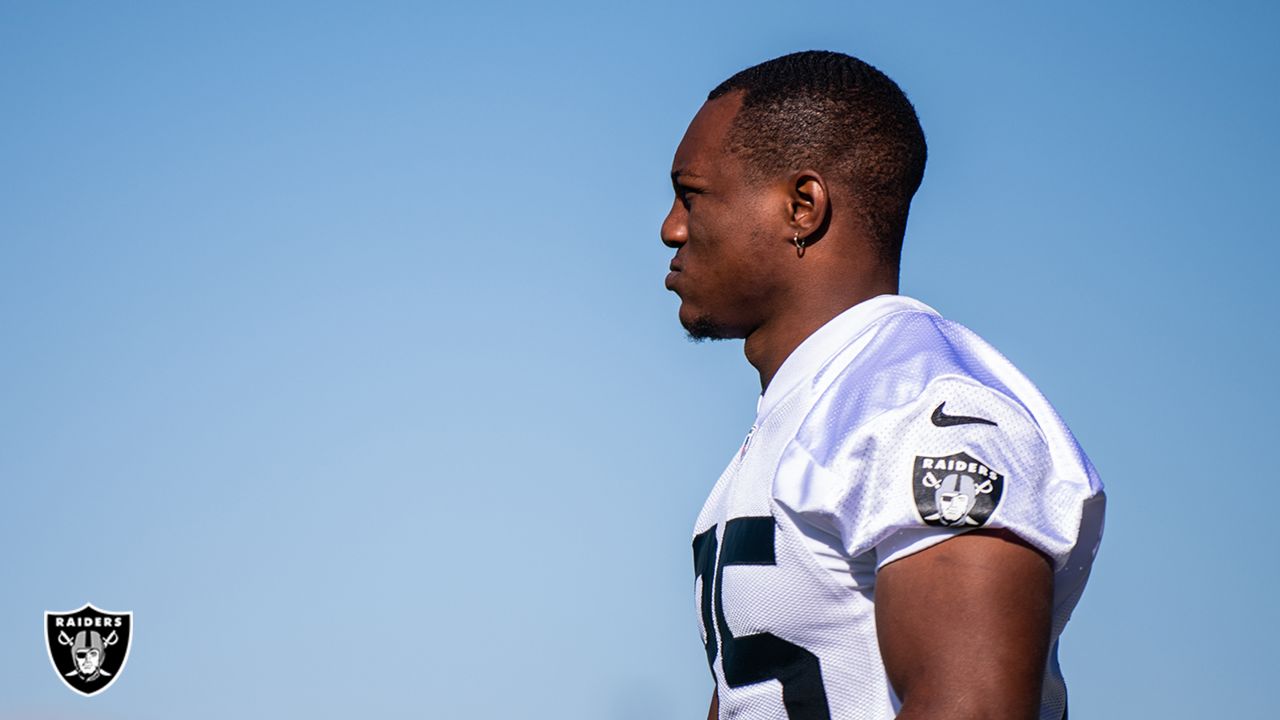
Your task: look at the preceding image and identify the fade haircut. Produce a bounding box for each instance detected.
[708,50,927,268]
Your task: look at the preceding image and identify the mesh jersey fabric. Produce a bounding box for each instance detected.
[692,294,1105,720]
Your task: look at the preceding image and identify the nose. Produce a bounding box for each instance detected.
[661,198,687,249]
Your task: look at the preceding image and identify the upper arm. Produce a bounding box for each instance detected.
[790,374,1089,571]
[875,529,1053,720]
[782,371,1099,718]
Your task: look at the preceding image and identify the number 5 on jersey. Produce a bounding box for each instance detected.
[693,516,832,719]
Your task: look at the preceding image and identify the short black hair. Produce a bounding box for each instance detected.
[709,50,927,267]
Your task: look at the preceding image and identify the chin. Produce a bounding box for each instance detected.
[681,309,738,341]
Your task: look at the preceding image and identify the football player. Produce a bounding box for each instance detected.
[663,51,1104,720]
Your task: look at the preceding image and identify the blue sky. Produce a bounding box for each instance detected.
[2,2,1277,717]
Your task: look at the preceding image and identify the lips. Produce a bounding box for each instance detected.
[665,258,684,291]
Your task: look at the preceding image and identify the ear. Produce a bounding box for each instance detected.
[787,169,829,239]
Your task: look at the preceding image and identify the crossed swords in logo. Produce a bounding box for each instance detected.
[56,630,119,677]
[921,471,995,494]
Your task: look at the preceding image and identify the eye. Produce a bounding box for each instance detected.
[674,184,700,209]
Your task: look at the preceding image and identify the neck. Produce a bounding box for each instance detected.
[744,276,898,392]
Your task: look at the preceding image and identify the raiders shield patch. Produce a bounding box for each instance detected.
[45,603,132,697]
[913,451,1004,527]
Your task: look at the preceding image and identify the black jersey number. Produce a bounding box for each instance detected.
[693,516,831,719]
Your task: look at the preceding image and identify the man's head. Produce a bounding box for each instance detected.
[936,473,977,525]
[662,50,926,341]
[72,631,106,678]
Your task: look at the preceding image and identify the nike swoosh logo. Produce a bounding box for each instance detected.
[931,402,998,428]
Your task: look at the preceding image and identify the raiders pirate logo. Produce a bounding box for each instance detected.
[913,451,1004,527]
[45,604,132,696]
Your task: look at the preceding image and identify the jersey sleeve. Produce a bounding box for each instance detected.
[777,374,1092,573]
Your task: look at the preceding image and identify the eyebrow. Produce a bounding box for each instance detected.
[670,169,704,182]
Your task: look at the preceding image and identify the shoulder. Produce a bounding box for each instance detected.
[795,308,1042,465]
[775,306,1100,566]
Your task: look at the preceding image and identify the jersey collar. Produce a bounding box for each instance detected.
[755,294,939,421]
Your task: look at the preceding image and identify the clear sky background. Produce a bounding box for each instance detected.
[2,1,1277,718]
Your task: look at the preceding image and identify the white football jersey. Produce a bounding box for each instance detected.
[692,294,1104,720]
